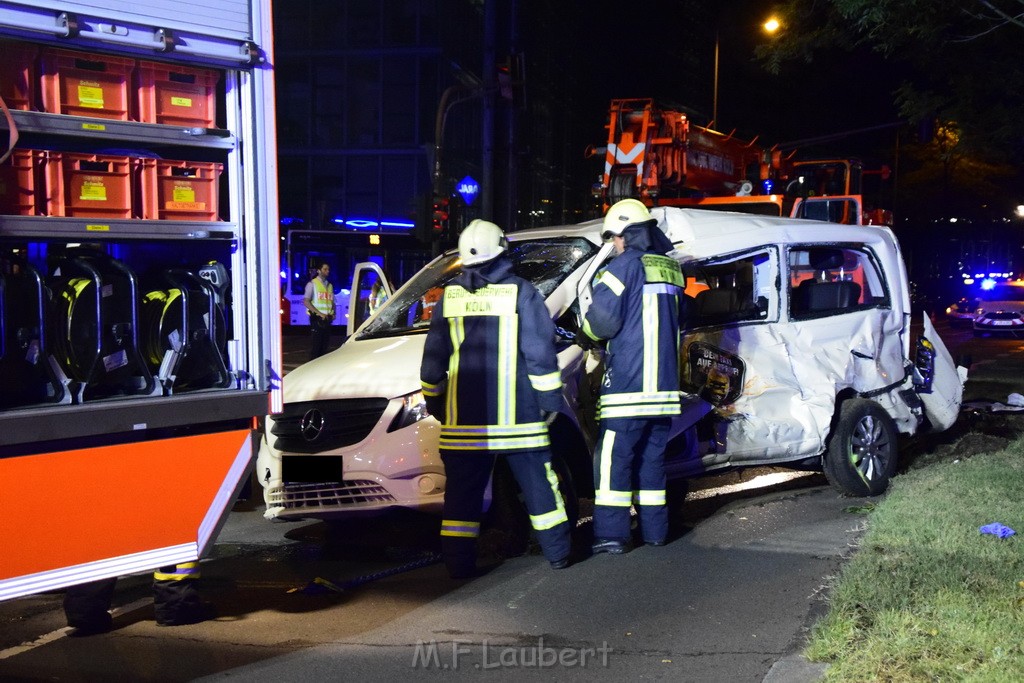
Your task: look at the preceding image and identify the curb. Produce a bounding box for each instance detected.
[763,654,830,682]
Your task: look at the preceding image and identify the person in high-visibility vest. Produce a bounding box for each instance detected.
[420,219,572,578]
[303,260,335,360]
[63,562,214,636]
[581,199,684,554]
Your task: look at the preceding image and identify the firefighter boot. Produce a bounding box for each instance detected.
[64,578,117,636]
[152,564,216,627]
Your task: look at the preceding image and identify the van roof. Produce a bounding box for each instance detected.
[508,207,901,259]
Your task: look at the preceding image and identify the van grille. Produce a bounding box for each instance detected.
[270,398,388,453]
[266,481,397,509]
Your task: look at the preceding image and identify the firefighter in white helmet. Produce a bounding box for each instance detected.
[420,219,573,577]
[582,198,684,553]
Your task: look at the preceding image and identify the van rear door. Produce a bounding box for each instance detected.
[916,314,967,431]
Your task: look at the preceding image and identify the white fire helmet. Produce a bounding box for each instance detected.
[602,198,654,241]
[459,219,508,266]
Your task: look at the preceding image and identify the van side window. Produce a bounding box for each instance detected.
[788,246,888,319]
[682,250,773,329]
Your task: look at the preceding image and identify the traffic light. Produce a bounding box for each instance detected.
[413,192,453,244]
[431,194,449,237]
[497,53,526,108]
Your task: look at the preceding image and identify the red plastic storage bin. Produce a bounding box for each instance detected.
[53,153,133,219]
[35,150,63,217]
[136,60,219,128]
[0,40,38,111]
[136,158,223,221]
[0,149,39,215]
[39,48,133,120]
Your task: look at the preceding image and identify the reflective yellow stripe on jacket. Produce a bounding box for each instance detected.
[439,422,551,450]
[598,391,682,419]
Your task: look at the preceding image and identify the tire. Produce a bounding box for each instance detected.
[666,478,689,510]
[484,453,579,558]
[607,172,636,205]
[822,399,898,497]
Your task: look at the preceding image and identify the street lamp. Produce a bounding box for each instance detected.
[712,29,719,128]
[712,16,782,129]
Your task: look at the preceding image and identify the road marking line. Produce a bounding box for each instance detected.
[506,574,548,610]
[0,627,71,660]
[0,597,150,660]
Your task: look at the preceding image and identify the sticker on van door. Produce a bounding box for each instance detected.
[685,342,745,407]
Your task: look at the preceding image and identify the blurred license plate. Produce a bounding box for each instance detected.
[284,455,343,483]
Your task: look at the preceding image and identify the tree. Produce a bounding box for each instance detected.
[756,0,1024,231]
[757,0,1024,162]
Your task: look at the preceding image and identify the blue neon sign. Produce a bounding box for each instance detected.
[457,176,480,205]
[328,217,415,231]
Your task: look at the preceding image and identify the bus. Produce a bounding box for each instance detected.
[281,227,431,329]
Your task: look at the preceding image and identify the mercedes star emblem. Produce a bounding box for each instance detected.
[300,408,325,442]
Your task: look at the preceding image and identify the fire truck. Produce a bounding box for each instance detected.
[0,0,281,601]
[588,98,892,226]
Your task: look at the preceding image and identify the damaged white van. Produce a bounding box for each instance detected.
[257,207,965,522]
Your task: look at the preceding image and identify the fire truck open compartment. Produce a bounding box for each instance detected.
[0,210,265,446]
[0,0,282,601]
[0,55,262,443]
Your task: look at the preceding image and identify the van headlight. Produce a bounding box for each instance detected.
[388,391,431,432]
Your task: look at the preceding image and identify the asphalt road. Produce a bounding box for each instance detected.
[1,473,860,682]
[0,318,1018,682]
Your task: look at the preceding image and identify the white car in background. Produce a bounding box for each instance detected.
[257,206,966,526]
[945,296,980,328]
[973,283,1024,337]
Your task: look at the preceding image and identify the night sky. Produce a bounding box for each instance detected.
[531,1,904,164]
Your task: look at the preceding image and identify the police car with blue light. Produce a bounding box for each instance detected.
[972,281,1024,337]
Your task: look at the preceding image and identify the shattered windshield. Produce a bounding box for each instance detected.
[357,237,599,339]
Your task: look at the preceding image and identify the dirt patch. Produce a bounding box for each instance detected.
[901,409,1024,470]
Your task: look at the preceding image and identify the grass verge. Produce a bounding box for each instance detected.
[806,435,1024,681]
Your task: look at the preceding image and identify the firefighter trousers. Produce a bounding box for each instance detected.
[593,417,671,544]
[152,562,211,626]
[63,562,208,630]
[439,448,571,576]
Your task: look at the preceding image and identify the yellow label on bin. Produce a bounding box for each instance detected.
[77,85,105,108]
[166,201,206,211]
[86,224,111,232]
[172,187,197,203]
[80,182,107,201]
[170,96,193,108]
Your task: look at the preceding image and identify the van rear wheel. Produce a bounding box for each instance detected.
[823,399,898,497]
